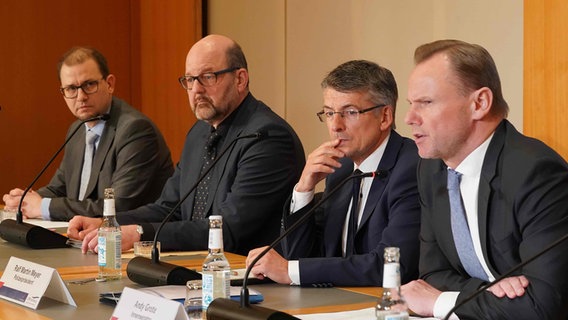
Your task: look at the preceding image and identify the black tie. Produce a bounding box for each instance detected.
[192,129,221,221]
[346,169,363,256]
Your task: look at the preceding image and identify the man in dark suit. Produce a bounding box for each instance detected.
[246,60,421,287]
[401,40,568,319]
[67,35,305,256]
[2,47,173,221]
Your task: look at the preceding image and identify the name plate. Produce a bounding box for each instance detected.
[111,286,189,320]
[0,256,76,309]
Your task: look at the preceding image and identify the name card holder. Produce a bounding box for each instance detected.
[0,256,76,309]
[111,286,189,320]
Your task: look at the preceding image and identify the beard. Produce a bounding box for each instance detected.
[192,95,220,122]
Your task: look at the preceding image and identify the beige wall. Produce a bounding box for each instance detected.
[208,0,523,157]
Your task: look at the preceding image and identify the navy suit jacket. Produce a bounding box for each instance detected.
[117,93,305,256]
[282,130,421,287]
[37,97,173,220]
[418,120,568,319]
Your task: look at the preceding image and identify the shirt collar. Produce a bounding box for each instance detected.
[355,133,391,174]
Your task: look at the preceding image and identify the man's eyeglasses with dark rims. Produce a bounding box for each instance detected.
[316,104,386,122]
[178,66,240,90]
[60,79,104,99]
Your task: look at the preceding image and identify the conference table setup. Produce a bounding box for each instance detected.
[0,218,383,320]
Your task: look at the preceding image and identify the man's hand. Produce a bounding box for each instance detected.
[2,188,43,218]
[246,246,291,284]
[67,216,103,240]
[401,279,441,317]
[78,224,140,254]
[487,275,529,298]
[295,139,345,192]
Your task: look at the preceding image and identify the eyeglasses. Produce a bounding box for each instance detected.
[178,67,239,90]
[316,104,386,122]
[60,79,104,99]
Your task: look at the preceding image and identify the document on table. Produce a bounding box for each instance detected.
[296,307,437,320]
[24,218,69,229]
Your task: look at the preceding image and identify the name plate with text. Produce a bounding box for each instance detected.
[111,286,189,320]
[0,256,76,309]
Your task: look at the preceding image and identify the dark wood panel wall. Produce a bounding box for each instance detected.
[0,0,201,195]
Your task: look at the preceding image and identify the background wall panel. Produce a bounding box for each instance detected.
[0,0,201,197]
[524,0,568,159]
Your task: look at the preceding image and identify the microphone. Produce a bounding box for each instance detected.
[127,132,264,286]
[442,232,568,320]
[206,170,385,320]
[0,114,110,249]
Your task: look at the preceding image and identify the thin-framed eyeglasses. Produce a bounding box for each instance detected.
[60,78,104,99]
[178,67,239,90]
[316,104,386,122]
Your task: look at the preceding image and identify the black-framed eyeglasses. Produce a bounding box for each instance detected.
[316,104,386,122]
[178,67,240,90]
[60,78,104,99]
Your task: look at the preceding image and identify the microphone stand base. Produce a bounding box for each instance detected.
[0,219,69,249]
[126,256,202,286]
[207,298,300,320]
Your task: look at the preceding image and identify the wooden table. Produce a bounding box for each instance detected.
[0,239,380,319]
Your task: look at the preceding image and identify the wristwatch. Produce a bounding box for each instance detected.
[136,225,144,236]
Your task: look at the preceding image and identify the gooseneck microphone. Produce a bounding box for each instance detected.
[442,232,568,320]
[0,114,110,249]
[126,132,263,286]
[206,170,385,320]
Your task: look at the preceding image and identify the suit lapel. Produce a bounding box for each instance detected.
[477,120,507,275]
[358,131,403,230]
[206,97,253,215]
[85,101,119,198]
[68,124,87,199]
[324,166,353,256]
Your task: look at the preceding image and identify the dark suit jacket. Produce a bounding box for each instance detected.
[282,130,421,287]
[117,93,305,256]
[418,120,568,319]
[37,97,173,220]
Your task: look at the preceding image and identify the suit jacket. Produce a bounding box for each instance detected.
[37,97,173,220]
[418,120,568,319]
[282,131,421,287]
[117,93,305,256]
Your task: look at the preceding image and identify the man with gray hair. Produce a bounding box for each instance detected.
[247,60,421,287]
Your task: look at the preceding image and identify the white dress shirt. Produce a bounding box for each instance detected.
[434,133,495,320]
[287,134,390,285]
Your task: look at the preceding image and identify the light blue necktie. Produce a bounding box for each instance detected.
[78,130,99,201]
[447,169,488,281]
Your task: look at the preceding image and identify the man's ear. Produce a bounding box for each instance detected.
[471,87,493,120]
[379,105,394,130]
[235,68,249,92]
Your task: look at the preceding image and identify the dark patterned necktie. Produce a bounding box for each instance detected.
[192,130,221,221]
[345,169,363,256]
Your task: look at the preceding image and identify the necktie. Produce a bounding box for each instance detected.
[447,169,488,281]
[192,130,221,221]
[78,130,99,201]
[346,169,363,256]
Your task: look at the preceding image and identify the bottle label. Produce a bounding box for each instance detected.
[104,199,116,216]
[97,233,122,268]
[208,229,223,249]
[202,273,214,308]
[383,263,401,288]
[384,313,409,320]
[98,236,107,266]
